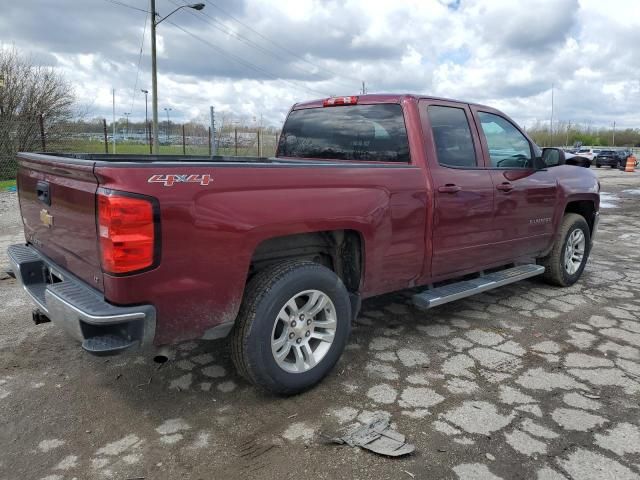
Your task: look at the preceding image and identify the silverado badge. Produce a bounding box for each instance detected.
[40,209,53,228]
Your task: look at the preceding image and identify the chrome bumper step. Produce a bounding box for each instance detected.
[82,335,138,356]
[412,264,545,310]
[8,243,156,355]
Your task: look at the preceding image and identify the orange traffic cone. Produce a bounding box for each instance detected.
[626,154,636,172]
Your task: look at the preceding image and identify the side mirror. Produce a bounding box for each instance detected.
[541,147,565,168]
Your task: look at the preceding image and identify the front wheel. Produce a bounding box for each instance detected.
[539,213,591,287]
[231,260,351,395]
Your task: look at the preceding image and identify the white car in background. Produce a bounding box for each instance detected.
[576,148,601,161]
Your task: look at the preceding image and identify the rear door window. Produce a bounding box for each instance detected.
[427,105,477,168]
[478,112,533,168]
[277,104,410,162]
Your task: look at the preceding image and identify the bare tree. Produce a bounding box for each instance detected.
[0,47,76,179]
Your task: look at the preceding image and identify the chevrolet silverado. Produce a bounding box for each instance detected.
[8,94,600,394]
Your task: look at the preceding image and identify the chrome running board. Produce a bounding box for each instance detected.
[412,264,545,310]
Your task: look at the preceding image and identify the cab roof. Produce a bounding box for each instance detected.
[292,93,493,111]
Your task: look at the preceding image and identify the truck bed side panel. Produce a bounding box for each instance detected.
[95,163,427,344]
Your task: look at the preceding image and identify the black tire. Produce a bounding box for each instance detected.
[539,213,591,287]
[596,164,601,168]
[231,260,351,395]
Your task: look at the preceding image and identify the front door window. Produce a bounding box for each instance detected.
[478,112,533,169]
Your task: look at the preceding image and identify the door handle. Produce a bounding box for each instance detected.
[496,182,514,192]
[438,184,462,194]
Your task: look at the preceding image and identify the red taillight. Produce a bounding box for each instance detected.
[98,193,156,274]
[323,96,358,107]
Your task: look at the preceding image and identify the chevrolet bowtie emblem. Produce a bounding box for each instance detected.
[40,209,53,228]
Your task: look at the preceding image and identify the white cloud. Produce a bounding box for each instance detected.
[2,0,639,129]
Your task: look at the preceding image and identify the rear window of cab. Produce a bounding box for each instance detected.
[277,104,410,162]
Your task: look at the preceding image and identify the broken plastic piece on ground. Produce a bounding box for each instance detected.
[330,413,415,457]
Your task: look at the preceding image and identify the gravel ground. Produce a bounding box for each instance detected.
[1,168,640,480]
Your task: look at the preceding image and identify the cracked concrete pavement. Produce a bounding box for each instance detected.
[1,168,640,479]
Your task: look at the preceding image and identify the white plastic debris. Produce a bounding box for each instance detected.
[330,413,415,457]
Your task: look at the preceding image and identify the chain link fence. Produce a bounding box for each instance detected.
[3,117,635,182]
[0,116,281,181]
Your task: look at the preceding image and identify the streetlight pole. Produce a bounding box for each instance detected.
[150,0,159,153]
[141,89,150,153]
[123,112,131,139]
[149,1,205,154]
[164,107,172,143]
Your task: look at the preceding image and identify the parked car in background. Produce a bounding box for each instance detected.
[576,148,600,161]
[564,152,591,168]
[615,150,633,169]
[595,150,622,168]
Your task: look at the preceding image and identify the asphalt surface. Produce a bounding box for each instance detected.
[1,168,640,480]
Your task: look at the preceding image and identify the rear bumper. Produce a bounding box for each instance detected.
[596,158,618,166]
[7,244,156,355]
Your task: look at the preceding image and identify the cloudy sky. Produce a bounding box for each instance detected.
[2,0,639,128]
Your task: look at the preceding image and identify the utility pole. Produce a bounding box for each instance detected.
[549,83,554,146]
[112,88,116,154]
[164,107,172,142]
[141,89,150,153]
[150,1,206,155]
[123,112,131,139]
[0,73,5,116]
[613,121,616,146]
[361,81,366,95]
[150,0,159,154]
[210,106,216,156]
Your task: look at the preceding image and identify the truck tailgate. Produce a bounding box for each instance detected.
[17,154,103,291]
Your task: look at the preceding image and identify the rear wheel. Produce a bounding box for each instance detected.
[539,213,591,287]
[231,260,351,395]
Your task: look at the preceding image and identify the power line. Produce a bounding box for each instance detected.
[172,0,289,62]
[104,0,335,98]
[130,14,148,114]
[104,0,362,96]
[165,20,330,98]
[103,0,149,14]
[171,0,357,92]
[201,0,363,86]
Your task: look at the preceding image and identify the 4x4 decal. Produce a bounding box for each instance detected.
[147,174,212,186]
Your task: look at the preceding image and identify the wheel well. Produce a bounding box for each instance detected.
[249,230,362,292]
[564,200,596,233]
[248,230,363,292]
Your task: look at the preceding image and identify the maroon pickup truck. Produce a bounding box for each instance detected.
[8,94,600,394]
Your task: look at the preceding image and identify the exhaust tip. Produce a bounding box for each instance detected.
[153,355,169,364]
[152,347,174,364]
